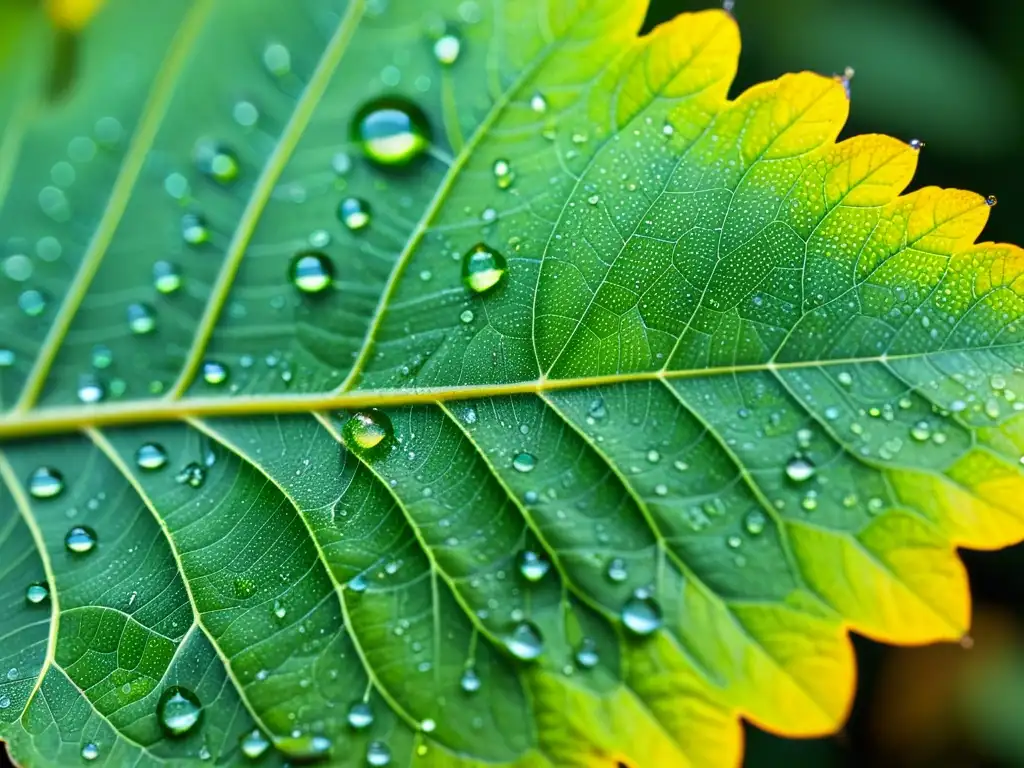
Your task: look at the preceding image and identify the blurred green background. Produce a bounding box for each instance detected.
[642,1,1024,766]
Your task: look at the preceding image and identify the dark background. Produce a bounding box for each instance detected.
[642,0,1024,766]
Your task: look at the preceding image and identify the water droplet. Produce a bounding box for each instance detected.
[530,93,547,113]
[986,194,998,207]
[240,729,270,759]
[233,100,259,127]
[127,302,156,334]
[19,289,47,316]
[157,686,202,737]
[289,251,334,294]
[278,734,332,760]
[512,452,536,473]
[575,637,599,669]
[347,701,374,729]
[135,443,168,471]
[421,718,436,733]
[606,557,628,583]
[25,581,49,605]
[837,372,853,387]
[460,667,481,693]
[784,457,815,483]
[366,741,391,766]
[90,344,112,370]
[433,33,461,65]
[587,194,600,206]
[182,213,210,245]
[646,449,660,463]
[492,158,514,189]
[0,349,14,367]
[3,253,32,282]
[77,374,104,404]
[331,151,352,176]
[353,97,431,167]
[505,621,544,660]
[81,742,100,761]
[744,510,766,535]
[194,141,239,184]
[726,534,742,549]
[909,420,931,442]
[480,207,497,223]
[332,198,372,233]
[342,410,394,454]
[0,696,9,709]
[459,309,474,324]
[309,230,331,248]
[517,550,550,582]
[28,467,64,499]
[202,361,228,385]
[175,462,206,488]
[909,138,925,150]
[462,243,507,294]
[621,589,662,635]
[263,43,291,76]
[64,526,97,554]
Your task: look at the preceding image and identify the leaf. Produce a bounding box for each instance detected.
[0,1,1021,766]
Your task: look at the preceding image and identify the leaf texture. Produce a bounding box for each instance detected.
[0,1,1022,766]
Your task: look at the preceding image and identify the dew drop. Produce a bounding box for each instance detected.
[512,452,536,473]
[81,742,100,761]
[621,589,662,635]
[517,550,550,582]
[28,467,64,499]
[460,667,481,693]
[77,375,105,404]
[157,686,203,737]
[784,457,815,483]
[462,243,507,294]
[0,696,9,709]
[352,97,431,167]
[308,230,331,248]
[233,100,259,127]
[3,253,32,282]
[347,701,374,729]
[331,151,352,176]
[64,525,97,554]
[338,197,371,231]
[909,420,931,442]
[263,42,291,76]
[986,194,998,207]
[530,93,547,113]
[836,372,853,387]
[726,534,742,549]
[25,581,49,605]
[342,410,394,454]
[181,213,210,245]
[240,729,270,759]
[909,138,925,150]
[492,158,514,189]
[194,141,239,184]
[459,309,474,324]
[575,637,599,669]
[202,361,228,385]
[744,510,766,535]
[18,289,47,316]
[127,302,156,334]
[606,557,628,583]
[135,443,168,471]
[505,621,544,661]
[587,398,607,420]
[0,349,14,367]
[433,33,461,65]
[420,718,436,733]
[175,462,206,488]
[278,734,332,760]
[289,251,334,294]
[366,741,391,767]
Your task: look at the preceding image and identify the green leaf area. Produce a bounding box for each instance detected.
[1,1,1023,766]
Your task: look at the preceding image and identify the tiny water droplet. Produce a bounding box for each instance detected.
[462,243,507,294]
[575,637,599,669]
[81,742,100,761]
[135,443,168,471]
[240,728,270,759]
[837,371,853,387]
[492,158,514,189]
[726,534,742,549]
[263,43,291,76]
[530,93,547,113]
[342,410,394,454]
[606,557,628,583]
[460,309,474,324]
[175,462,206,488]
[0,349,14,367]
[28,467,64,499]
[152,261,182,294]
[910,420,931,442]
[784,457,815,483]
[460,667,481,693]
[433,33,461,65]
[744,510,766,535]
[202,361,228,385]
[127,302,156,334]
[512,452,536,473]
[19,289,47,316]
[77,375,104,404]
[233,100,259,127]
[985,194,998,207]
[347,701,374,729]
[278,734,332,760]
[353,97,431,167]
[157,686,202,737]
[289,251,334,294]
[25,581,49,605]
[420,718,436,733]
[64,526,97,554]
[505,621,544,660]
[517,550,550,582]
[366,741,391,766]
[338,197,371,231]
[622,589,662,635]
[909,138,925,150]
[194,141,239,184]
[182,213,210,245]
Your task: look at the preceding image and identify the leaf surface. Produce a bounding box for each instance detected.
[1,1,1022,766]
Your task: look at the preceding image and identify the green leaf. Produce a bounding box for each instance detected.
[1,1,1022,766]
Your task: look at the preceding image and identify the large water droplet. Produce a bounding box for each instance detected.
[462,243,507,294]
[366,741,391,767]
[342,410,394,454]
[352,97,431,167]
[505,621,544,661]
[25,581,49,605]
[81,742,100,761]
[621,589,662,635]
[153,261,182,294]
[135,443,168,471]
[289,252,334,294]
[127,302,156,334]
[433,33,461,65]
[157,686,202,737]
[460,667,481,693]
[28,466,64,499]
[511,452,535,473]
[194,141,240,184]
[64,526,98,555]
[240,729,270,759]
[784,457,815,483]
[516,550,550,582]
[347,701,374,729]
[181,213,210,245]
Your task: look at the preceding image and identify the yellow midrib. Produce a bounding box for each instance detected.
[0,346,1008,440]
